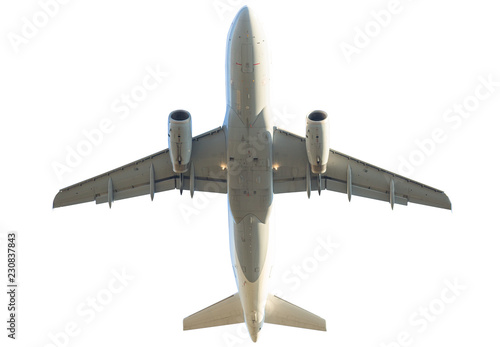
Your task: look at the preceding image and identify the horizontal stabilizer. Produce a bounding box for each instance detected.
[265,295,326,331]
[183,293,244,330]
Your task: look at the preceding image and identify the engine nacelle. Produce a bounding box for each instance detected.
[305,110,330,174]
[168,110,192,173]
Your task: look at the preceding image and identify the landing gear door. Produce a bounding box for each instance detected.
[242,44,253,73]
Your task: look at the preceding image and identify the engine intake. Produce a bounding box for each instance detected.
[168,110,192,173]
[306,110,330,174]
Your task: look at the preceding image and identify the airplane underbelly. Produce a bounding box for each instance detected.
[233,213,269,282]
[224,6,274,338]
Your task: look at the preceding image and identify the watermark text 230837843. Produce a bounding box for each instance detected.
[6,232,18,339]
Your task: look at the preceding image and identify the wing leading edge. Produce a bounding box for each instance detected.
[272,127,451,210]
[53,127,227,208]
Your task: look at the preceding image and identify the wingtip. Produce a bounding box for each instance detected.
[52,191,61,209]
[445,194,452,211]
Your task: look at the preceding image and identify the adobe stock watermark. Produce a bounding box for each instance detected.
[7,0,71,54]
[340,0,410,64]
[271,105,298,128]
[178,191,225,225]
[221,234,340,347]
[280,235,340,292]
[42,267,134,347]
[397,74,499,176]
[380,278,466,347]
[51,64,170,183]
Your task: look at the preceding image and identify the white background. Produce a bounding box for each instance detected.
[1,0,500,346]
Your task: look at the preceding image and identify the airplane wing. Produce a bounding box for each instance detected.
[53,127,227,208]
[272,127,451,210]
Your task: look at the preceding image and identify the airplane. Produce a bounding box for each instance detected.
[53,6,451,343]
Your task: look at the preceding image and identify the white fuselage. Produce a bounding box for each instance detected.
[222,7,273,342]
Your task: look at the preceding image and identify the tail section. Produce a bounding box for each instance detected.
[183,292,326,334]
[264,295,326,331]
[183,293,244,330]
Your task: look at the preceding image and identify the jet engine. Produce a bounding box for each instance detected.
[168,110,192,173]
[305,110,330,174]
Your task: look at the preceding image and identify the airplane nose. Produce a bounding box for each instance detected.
[234,6,255,24]
[229,6,263,41]
[237,5,249,18]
